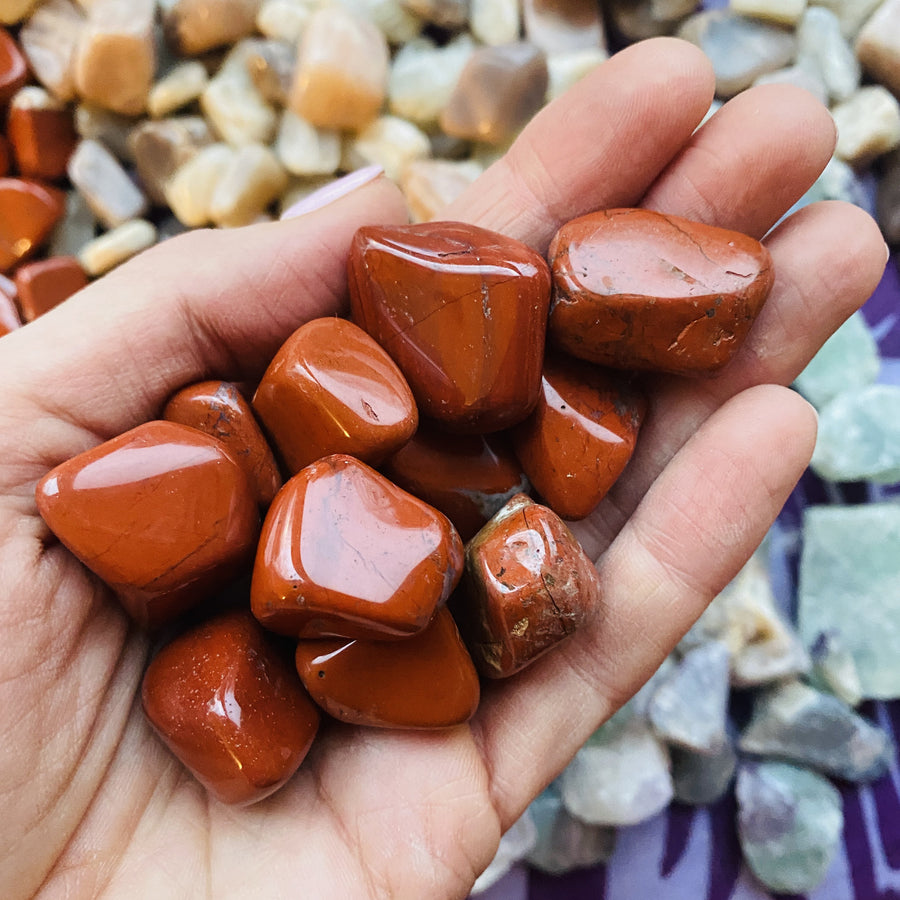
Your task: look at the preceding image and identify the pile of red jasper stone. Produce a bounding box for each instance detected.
[35,208,774,805]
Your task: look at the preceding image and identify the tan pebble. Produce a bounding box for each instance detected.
[546,47,607,101]
[67,138,149,228]
[74,0,156,116]
[289,7,389,131]
[834,86,900,166]
[209,143,288,227]
[78,219,157,275]
[400,158,481,222]
[19,0,86,103]
[162,0,263,56]
[244,38,295,107]
[202,41,278,145]
[343,114,430,180]
[440,43,549,145]
[523,0,607,53]
[129,116,215,205]
[147,61,209,118]
[165,143,235,227]
[855,0,900,99]
[470,0,520,45]
[256,0,317,43]
[389,35,474,126]
[0,0,39,24]
[399,0,466,28]
[730,0,807,26]
[342,0,424,42]
[274,110,341,176]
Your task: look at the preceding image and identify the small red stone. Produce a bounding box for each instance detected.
[14,256,87,321]
[511,355,646,520]
[0,29,28,107]
[453,493,601,678]
[253,317,418,475]
[349,221,551,433]
[143,610,320,805]
[35,421,260,628]
[549,208,774,374]
[164,380,282,507]
[0,178,66,272]
[8,104,78,180]
[294,607,480,729]
[381,423,529,541]
[252,454,463,640]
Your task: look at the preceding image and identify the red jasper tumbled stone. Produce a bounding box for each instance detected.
[251,454,464,640]
[0,29,28,106]
[252,317,418,475]
[511,355,646,520]
[35,420,260,628]
[164,380,282,507]
[294,607,480,729]
[143,610,320,805]
[7,102,78,181]
[381,423,529,542]
[453,493,601,678]
[349,221,551,433]
[0,178,66,272]
[548,208,774,374]
[14,256,87,321]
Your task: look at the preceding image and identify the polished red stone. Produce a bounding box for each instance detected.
[35,421,260,628]
[511,355,646,520]
[453,493,601,678]
[294,607,480,728]
[252,454,463,640]
[349,221,551,433]
[549,208,775,374]
[252,317,418,475]
[143,610,320,805]
[8,105,78,180]
[0,135,10,178]
[0,30,28,107]
[0,178,66,272]
[164,380,282,507]
[381,423,529,541]
[14,256,87,321]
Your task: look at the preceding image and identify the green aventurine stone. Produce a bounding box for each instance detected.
[798,503,900,699]
[793,311,879,409]
[736,761,843,894]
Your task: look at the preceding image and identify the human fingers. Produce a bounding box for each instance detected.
[471,384,817,828]
[443,37,715,252]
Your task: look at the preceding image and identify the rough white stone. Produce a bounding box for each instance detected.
[833,86,900,166]
[209,143,288,227]
[67,138,149,229]
[546,47,607,101]
[470,0,519,45]
[274,111,341,176]
[165,143,236,227]
[343,114,430,180]
[796,6,859,103]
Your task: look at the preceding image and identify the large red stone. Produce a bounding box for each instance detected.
[381,424,529,541]
[14,256,87,321]
[349,221,551,433]
[252,454,463,640]
[549,208,774,374]
[511,355,645,520]
[294,607,480,729]
[35,421,260,628]
[0,29,28,107]
[143,610,320,805]
[0,178,66,272]
[453,493,601,678]
[253,317,418,475]
[164,380,282,507]
[8,103,78,181]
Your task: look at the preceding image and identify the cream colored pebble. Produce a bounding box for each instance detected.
[165,143,236,227]
[730,0,807,26]
[546,47,607,101]
[148,62,209,118]
[0,0,39,24]
[78,219,157,276]
[19,0,86,102]
[833,86,900,166]
[67,138,148,228]
[470,0,519,45]
[275,111,342,176]
[209,143,288,227]
[343,114,430,180]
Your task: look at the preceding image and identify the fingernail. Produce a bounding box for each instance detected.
[280,166,384,220]
[885,242,891,264]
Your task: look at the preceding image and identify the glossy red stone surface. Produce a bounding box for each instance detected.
[381,423,530,541]
[252,454,464,640]
[511,355,646,520]
[0,30,28,106]
[0,178,66,272]
[14,256,87,321]
[453,493,601,678]
[294,607,480,728]
[8,105,78,180]
[0,134,9,178]
[252,317,418,475]
[349,221,552,433]
[35,421,260,628]
[549,208,775,374]
[143,610,320,805]
[164,380,282,507]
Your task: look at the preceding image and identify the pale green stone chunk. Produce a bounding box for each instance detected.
[793,311,879,409]
[808,628,863,707]
[671,739,737,806]
[799,502,900,699]
[811,385,900,482]
[736,761,843,894]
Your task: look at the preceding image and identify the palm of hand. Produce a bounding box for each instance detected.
[0,40,886,900]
